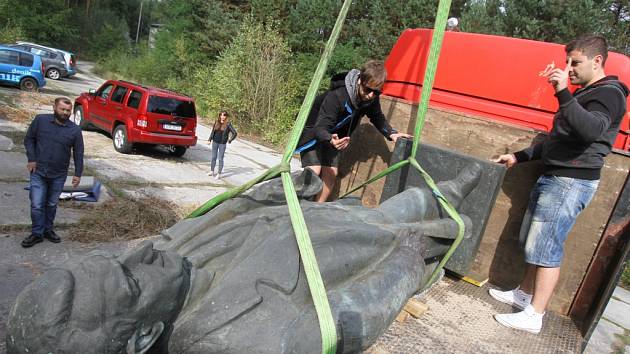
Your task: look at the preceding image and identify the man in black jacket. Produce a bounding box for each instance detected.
[297,60,411,202]
[491,35,628,334]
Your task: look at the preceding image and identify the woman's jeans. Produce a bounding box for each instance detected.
[29,171,66,236]
[211,142,227,174]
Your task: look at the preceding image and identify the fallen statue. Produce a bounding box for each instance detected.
[7,165,481,354]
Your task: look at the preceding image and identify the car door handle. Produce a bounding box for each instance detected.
[115,106,122,110]
[100,101,107,105]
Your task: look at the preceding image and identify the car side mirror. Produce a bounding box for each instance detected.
[89,89,96,95]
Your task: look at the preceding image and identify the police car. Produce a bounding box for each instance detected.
[0,45,46,91]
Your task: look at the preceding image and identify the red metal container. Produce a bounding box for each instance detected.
[383,29,630,151]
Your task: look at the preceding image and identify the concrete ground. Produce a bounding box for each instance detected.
[584,286,630,354]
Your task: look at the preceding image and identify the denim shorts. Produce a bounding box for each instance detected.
[519,175,599,267]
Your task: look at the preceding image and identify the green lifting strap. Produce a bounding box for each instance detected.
[187,162,290,218]
[185,0,458,351]
[278,0,353,352]
[340,0,461,288]
[187,1,352,353]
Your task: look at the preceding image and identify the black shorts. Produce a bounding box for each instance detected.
[300,144,340,167]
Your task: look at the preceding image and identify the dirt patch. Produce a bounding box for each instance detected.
[0,91,53,123]
[0,104,32,124]
[67,194,183,243]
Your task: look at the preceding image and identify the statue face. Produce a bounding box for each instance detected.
[70,241,188,325]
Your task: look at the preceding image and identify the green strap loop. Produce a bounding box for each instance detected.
[405,0,463,286]
[340,156,465,288]
[339,159,410,198]
[341,0,462,287]
[408,158,465,287]
[186,162,290,218]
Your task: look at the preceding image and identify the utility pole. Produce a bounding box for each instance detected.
[135,0,143,44]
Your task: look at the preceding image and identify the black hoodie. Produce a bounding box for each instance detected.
[514,76,629,180]
[297,71,396,150]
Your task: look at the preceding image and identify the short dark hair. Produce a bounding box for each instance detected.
[54,97,72,106]
[565,34,608,66]
[360,60,387,87]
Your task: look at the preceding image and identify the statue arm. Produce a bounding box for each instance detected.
[283,230,426,353]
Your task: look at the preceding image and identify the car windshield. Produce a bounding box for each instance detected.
[147,96,196,118]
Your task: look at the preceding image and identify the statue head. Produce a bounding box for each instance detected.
[7,241,190,354]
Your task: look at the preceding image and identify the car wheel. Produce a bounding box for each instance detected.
[113,125,133,154]
[167,145,187,157]
[19,78,38,91]
[46,68,61,80]
[73,106,90,129]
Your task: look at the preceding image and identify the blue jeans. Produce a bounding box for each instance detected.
[211,142,227,174]
[519,175,599,267]
[29,171,66,236]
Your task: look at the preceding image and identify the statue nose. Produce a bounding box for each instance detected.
[120,240,156,266]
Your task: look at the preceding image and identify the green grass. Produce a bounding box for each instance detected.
[621,262,630,290]
[612,328,630,354]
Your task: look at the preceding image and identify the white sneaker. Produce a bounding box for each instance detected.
[217,173,222,179]
[489,286,532,310]
[494,304,543,334]
[208,171,215,177]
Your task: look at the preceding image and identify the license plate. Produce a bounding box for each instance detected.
[163,124,182,131]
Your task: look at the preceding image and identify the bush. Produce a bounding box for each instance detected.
[0,23,25,43]
[192,18,301,146]
[88,22,130,56]
[94,41,182,90]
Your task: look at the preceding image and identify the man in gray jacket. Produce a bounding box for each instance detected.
[297,60,411,202]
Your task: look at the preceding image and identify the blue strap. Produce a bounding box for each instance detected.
[294,102,353,154]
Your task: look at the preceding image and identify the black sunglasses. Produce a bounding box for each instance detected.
[362,83,381,95]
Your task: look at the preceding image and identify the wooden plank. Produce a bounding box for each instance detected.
[447,269,489,287]
[395,310,410,322]
[403,299,429,319]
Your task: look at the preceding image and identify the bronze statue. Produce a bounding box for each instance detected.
[7,165,481,354]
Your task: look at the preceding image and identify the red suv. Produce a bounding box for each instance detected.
[74,80,198,157]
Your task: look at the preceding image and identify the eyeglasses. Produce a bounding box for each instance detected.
[361,83,381,96]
